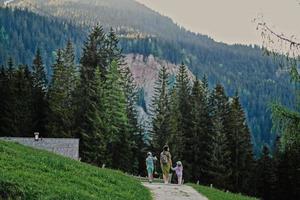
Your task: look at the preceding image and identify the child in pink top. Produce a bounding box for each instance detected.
[172,161,183,185]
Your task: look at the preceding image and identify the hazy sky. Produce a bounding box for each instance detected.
[136,0,300,45]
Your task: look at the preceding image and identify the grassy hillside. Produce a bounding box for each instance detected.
[189,184,257,200]
[0,140,151,200]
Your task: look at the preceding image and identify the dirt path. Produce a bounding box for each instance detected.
[143,183,208,200]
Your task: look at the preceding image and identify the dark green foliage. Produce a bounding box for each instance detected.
[150,65,172,154]
[255,146,277,200]
[121,66,145,174]
[12,66,34,137]
[247,62,300,200]
[72,26,146,173]
[227,95,254,193]
[0,180,25,200]
[106,28,124,66]
[207,84,232,189]
[189,77,212,183]
[0,60,34,137]
[47,43,78,138]
[102,60,131,171]
[274,144,300,200]
[121,36,293,152]
[207,115,232,190]
[169,87,184,159]
[0,24,147,175]
[80,25,107,78]
[31,49,49,136]
[74,26,107,164]
[269,61,300,200]
[169,63,193,180]
[0,63,17,136]
[0,7,85,71]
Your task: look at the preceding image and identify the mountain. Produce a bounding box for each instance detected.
[0,1,294,152]
[0,6,86,75]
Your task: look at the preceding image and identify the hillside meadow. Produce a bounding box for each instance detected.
[0,140,151,200]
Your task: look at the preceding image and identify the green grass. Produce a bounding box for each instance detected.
[0,140,151,200]
[188,184,257,200]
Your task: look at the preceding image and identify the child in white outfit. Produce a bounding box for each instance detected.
[172,161,183,185]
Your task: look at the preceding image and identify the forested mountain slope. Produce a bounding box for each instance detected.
[0,1,294,152]
[0,6,86,75]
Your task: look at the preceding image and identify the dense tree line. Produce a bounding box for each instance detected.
[254,60,300,200]
[120,37,294,154]
[0,7,294,154]
[0,7,86,76]
[0,26,146,174]
[150,63,254,193]
[253,138,300,200]
[150,63,299,199]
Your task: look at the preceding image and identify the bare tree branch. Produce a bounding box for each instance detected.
[257,22,300,49]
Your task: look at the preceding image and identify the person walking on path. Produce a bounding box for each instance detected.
[146,152,157,183]
[160,145,172,184]
[172,161,183,185]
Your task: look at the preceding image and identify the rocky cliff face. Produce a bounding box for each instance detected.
[124,54,194,123]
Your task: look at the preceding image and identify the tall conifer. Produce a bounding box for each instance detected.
[207,84,231,189]
[103,60,131,171]
[190,78,212,183]
[75,26,107,162]
[150,65,171,155]
[31,49,48,136]
[227,95,254,193]
[175,63,192,180]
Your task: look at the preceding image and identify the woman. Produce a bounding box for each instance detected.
[160,145,172,184]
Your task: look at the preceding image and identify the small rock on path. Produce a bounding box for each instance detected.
[143,183,208,200]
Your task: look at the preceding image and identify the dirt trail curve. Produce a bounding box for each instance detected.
[143,183,208,200]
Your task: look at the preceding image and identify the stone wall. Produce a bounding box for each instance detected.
[0,137,79,160]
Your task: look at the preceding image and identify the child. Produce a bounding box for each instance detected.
[146,152,157,183]
[172,161,183,185]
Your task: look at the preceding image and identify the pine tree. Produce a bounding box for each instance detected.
[14,65,34,136]
[63,40,78,100]
[47,41,78,138]
[47,49,70,137]
[256,145,277,200]
[169,87,183,159]
[150,65,171,155]
[171,63,194,181]
[80,25,107,79]
[190,77,213,183]
[102,60,131,171]
[0,63,16,136]
[31,48,48,136]
[207,83,232,189]
[274,138,300,200]
[74,26,107,163]
[270,62,300,200]
[121,65,145,174]
[0,60,34,137]
[226,95,254,193]
[87,67,107,166]
[208,113,232,189]
[106,28,123,66]
[62,40,78,137]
